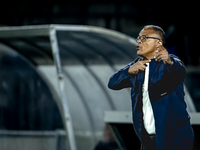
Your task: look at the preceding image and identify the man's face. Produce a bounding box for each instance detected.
[137,28,161,59]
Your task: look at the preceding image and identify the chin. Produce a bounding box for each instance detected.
[137,52,146,59]
[137,51,143,57]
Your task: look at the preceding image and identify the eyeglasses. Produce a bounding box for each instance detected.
[136,35,161,43]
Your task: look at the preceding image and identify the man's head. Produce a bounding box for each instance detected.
[136,25,165,59]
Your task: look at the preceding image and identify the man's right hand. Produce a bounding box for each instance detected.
[128,60,151,74]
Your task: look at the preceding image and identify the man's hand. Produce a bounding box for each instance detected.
[128,60,151,74]
[154,45,172,64]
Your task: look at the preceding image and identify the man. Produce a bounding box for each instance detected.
[108,25,194,150]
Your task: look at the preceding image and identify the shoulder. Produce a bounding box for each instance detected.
[169,54,180,60]
[169,54,185,66]
[169,54,183,63]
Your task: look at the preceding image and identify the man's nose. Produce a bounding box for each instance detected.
[137,39,142,44]
[137,39,142,45]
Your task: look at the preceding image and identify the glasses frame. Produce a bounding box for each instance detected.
[136,35,161,43]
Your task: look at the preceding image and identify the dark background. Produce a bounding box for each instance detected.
[0,0,199,66]
[0,1,199,149]
[0,0,200,117]
[0,0,200,124]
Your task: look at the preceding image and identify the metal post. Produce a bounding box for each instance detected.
[49,25,77,150]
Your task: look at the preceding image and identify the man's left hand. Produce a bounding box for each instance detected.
[154,45,172,64]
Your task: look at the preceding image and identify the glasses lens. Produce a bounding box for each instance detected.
[136,35,146,43]
[141,35,146,42]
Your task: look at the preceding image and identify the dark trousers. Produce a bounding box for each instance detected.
[142,125,194,150]
[142,126,157,150]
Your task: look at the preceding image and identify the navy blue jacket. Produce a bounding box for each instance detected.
[108,54,194,150]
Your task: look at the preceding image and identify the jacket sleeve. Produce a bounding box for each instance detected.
[108,63,135,90]
[165,54,186,85]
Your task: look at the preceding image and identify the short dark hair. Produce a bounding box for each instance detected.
[144,25,166,45]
